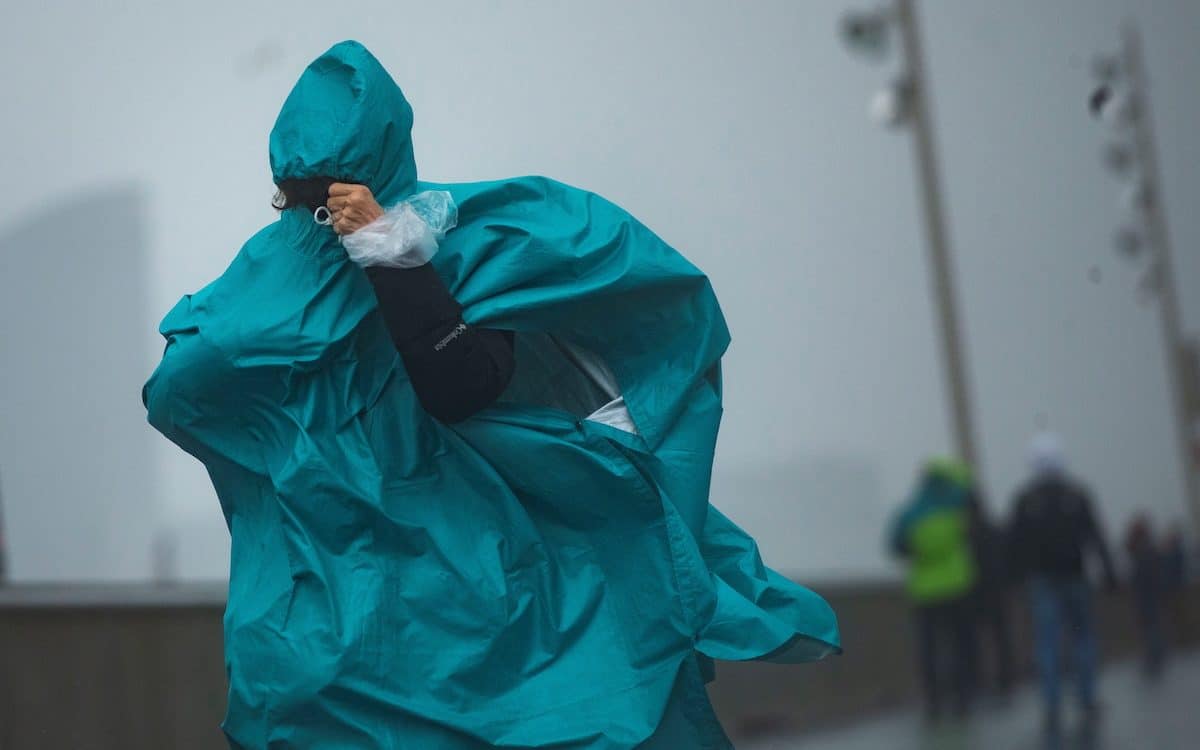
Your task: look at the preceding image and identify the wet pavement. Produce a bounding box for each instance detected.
[742,651,1199,750]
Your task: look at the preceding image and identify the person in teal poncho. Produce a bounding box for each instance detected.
[144,40,839,749]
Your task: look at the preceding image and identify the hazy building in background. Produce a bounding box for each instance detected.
[0,186,158,580]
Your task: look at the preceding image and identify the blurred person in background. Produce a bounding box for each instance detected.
[1123,512,1166,678]
[889,457,979,722]
[1162,521,1188,590]
[1008,433,1117,735]
[966,492,1015,702]
[1161,521,1191,651]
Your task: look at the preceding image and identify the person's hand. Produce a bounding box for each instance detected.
[327,183,383,235]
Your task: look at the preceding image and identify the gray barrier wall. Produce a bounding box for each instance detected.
[1,582,1196,749]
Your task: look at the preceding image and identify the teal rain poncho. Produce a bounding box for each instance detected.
[144,40,839,750]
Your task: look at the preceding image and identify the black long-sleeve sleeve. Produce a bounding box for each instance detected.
[364,264,514,423]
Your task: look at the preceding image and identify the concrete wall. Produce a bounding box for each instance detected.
[0,592,226,750]
[2,583,1196,748]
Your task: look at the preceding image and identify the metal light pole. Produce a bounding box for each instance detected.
[842,0,980,471]
[1091,25,1200,536]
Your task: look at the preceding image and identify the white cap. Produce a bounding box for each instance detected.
[1029,432,1066,477]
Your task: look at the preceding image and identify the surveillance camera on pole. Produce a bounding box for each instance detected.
[1089,85,1112,118]
[870,78,913,128]
[840,9,893,61]
[1089,85,1136,128]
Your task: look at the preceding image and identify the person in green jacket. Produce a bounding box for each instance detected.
[889,457,979,721]
[143,40,839,749]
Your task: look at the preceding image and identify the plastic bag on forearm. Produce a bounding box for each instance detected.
[342,190,458,268]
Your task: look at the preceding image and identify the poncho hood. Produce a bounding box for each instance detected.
[270,41,417,206]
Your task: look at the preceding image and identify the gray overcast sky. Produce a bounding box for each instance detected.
[0,0,1196,582]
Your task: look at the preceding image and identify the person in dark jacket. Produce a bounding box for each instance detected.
[1124,513,1166,678]
[1162,521,1190,639]
[1008,434,1117,734]
[966,493,1014,699]
[1162,522,1188,593]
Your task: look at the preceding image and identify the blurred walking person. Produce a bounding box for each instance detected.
[1162,522,1190,647]
[1124,513,1166,678]
[1008,433,1117,735]
[967,493,1014,701]
[1162,522,1188,591]
[889,458,979,722]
